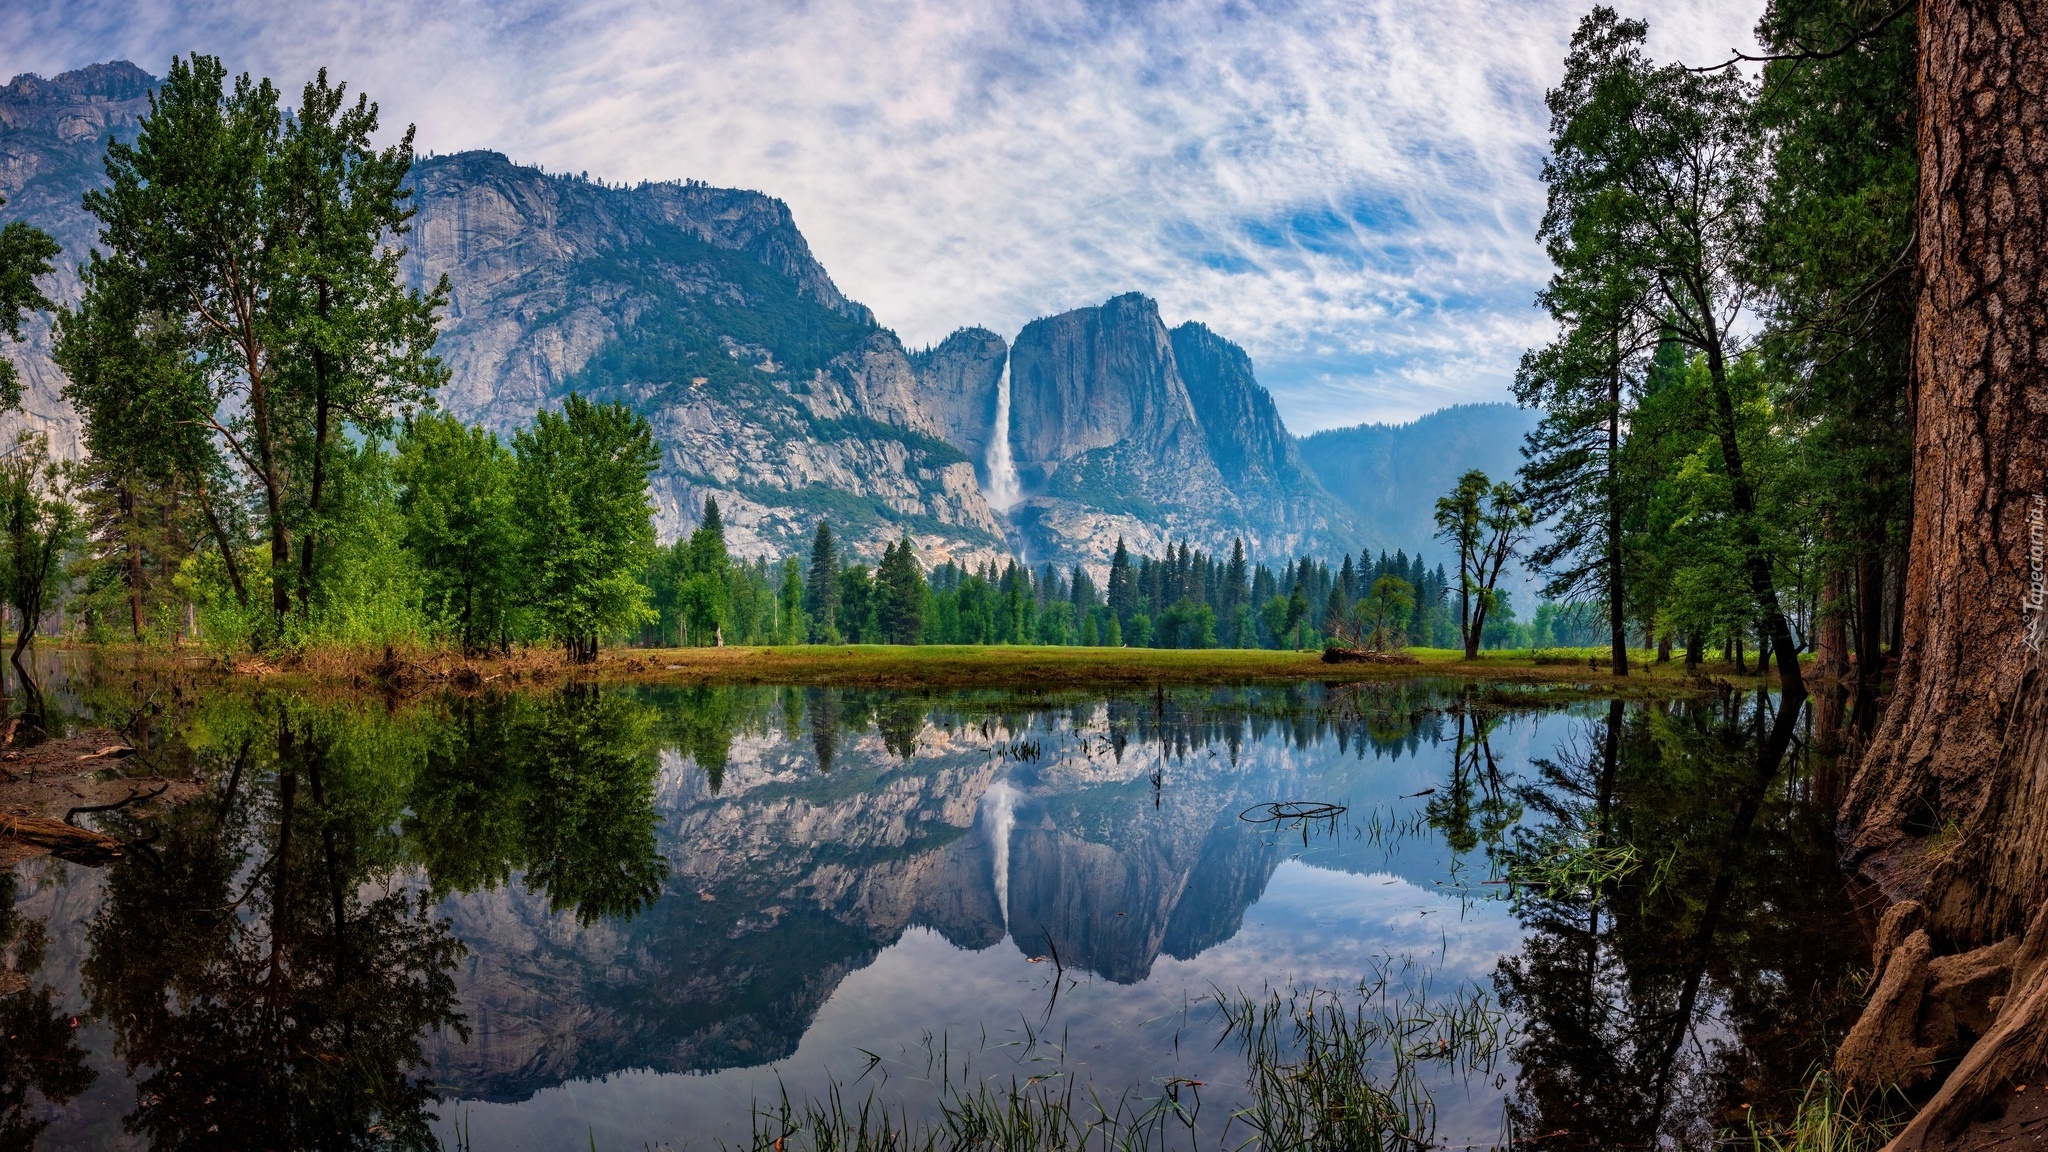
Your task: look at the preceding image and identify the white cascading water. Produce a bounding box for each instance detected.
[980,778,1019,930]
[985,354,1022,513]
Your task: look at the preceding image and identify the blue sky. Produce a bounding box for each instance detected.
[3,0,1764,430]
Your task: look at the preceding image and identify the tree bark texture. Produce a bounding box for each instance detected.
[1842,0,2048,949]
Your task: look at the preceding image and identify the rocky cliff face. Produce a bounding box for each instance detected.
[1001,293,1362,569]
[907,327,1007,492]
[0,61,1467,578]
[403,151,1007,567]
[0,62,157,458]
[0,66,1010,569]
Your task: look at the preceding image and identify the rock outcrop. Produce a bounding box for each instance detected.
[1001,293,1361,569]
[0,68,1012,570]
[403,151,1008,567]
[909,327,1008,492]
[0,62,1505,577]
[0,62,158,458]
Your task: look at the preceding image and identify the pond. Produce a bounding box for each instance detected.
[1,673,1868,1150]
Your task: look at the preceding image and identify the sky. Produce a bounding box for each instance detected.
[2,0,1766,431]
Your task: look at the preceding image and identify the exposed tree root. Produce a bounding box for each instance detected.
[1878,901,2048,1150]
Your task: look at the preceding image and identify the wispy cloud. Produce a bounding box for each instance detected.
[1,0,1763,430]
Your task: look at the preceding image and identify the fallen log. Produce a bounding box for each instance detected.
[0,812,123,865]
[1321,646,1421,665]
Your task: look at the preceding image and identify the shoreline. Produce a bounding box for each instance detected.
[56,640,1778,696]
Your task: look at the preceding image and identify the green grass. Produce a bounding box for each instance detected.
[81,636,1778,697]
[1737,1068,1902,1152]
[598,643,1743,694]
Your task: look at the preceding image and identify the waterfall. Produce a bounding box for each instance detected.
[985,354,1022,513]
[980,779,1019,930]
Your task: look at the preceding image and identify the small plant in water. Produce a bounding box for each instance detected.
[1504,835,1663,905]
[741,1075,1185,1151]
[726,961,1504,1152]
[1214,963,1506,1151]
[1738,1068,1901,1152]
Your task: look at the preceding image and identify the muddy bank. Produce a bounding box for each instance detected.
[0,728,202,869]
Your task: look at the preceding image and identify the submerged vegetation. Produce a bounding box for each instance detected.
[738,966,1508,1152]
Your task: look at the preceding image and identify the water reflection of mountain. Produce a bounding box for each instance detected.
[427,692,1454,1102]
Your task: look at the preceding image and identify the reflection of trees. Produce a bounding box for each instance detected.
[1496,689,1863,1148]
[1427,704,1521,859]
[805,687,838,771]
[407,685,667,923]
[81,707,468,1151]
[0,870,95,1149]
[875,696,925,760]
[654,685,739,792]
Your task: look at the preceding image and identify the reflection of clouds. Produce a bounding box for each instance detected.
[1205,860,1521,987]
[9,0,1761,428]
[437,863,1523,1149]
[430,703,1592,1144]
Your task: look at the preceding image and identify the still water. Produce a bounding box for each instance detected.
[2,676,1866,1149]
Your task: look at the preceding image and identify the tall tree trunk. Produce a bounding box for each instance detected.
[1830,13,2048,1135]
[192,471,248,609]
[1817,566,1849,680]
[1609,345,1629,677]
[1854,551,1887,735]
[1459,557,1475,659]
[297,284,332,618]
[1841,0,2048,949]
[122,484,143,639]
[1848,4,2048,1132]
[1816,566,1850,757]
[1700,333,1805,697]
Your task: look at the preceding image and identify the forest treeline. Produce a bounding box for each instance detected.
[0,0,1913,683]
[685,514,1603,652]
[0,51,1611,663]
[1511,0,1915,735]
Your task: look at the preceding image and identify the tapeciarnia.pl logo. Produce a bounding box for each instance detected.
[2028,494,2047,653]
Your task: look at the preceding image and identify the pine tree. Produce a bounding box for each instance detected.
[876,536,926,644]
[1106,538,1135,627]
[1222,538,1249,644]
[679,495,730,646]
[805,521,840,641]
[776,557,806,645]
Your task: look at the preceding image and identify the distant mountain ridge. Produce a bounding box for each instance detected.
[0,61,1527,576]
[1297,403,1541,560]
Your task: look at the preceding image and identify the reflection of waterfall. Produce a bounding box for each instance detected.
[981,779,1020,929]
[986,355,1022,513]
